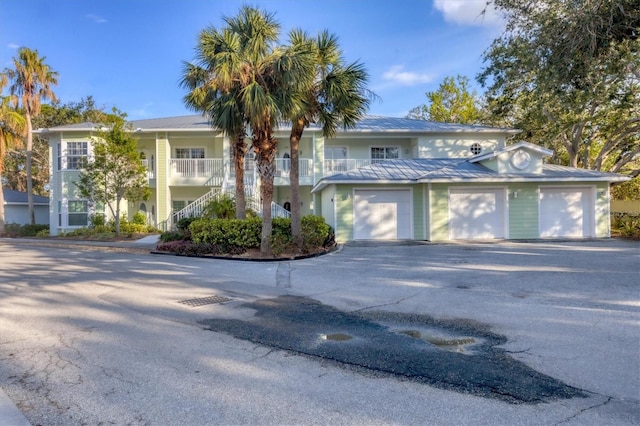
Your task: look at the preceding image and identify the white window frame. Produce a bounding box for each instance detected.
[370,146,400,163]
[65,141,89,170]
[67,200,89,227]
[175,147,205,159]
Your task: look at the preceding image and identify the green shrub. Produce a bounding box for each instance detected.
[176,216,197,231]
[612,212,640,239]
[89,213,105,228]
[301,215,333,253]
[2,223,21,237]
[91,224,112,234]
[63,227,92,237]
[132,211,147,225]
[36,229,49,237]
[159,231,186,243]
[203,194,236,219]
[19,224,49,237]
[189,217,262,251]
[120,222,150,234]
[271,217,293,255]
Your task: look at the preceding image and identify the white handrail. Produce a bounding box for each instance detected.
[323,159,372,176]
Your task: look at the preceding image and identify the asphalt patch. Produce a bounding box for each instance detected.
[199,295,586,404]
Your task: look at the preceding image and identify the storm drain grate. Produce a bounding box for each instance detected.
[178,295,232,308]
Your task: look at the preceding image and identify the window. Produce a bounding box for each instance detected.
[371,147,399,163]
[176,148,205,159]
[66,142,88,170]
[324,147,348,173]
[68,200,88,226]
[57,143,61,170]
[325,147,347,160]
[172,200,194,213]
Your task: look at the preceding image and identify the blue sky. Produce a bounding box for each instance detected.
[1,0,504,120]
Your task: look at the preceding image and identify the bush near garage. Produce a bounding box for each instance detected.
[611,213,640,239]
[156,215,335,257]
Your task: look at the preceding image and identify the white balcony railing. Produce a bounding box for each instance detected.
[323,159,373,176]
[275,158,313,177]
[169,158,223,179]
[141,159,154,179]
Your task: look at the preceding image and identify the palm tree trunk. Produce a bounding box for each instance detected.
[254,127,277,255]
[26,111,35,225]
[234,134,246,219]
[260,172,274,255]
[289,118,304,253]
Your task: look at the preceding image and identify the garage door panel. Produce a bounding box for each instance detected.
[353,190,411,240]
[449,188,506,240]
[539,188,592,237]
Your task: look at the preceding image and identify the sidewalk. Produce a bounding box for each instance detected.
[0,234,160,251]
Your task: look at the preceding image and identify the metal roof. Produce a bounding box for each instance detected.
[342,115,518,134]
[3,189,49,205]
[311,159,629,192]
[36,114,518,135]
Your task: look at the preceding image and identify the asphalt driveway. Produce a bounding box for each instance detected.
[0,238,638,425]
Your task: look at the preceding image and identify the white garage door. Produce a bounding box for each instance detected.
[449,188,506,240]
[539,187,593,237]
[353,190,411,240]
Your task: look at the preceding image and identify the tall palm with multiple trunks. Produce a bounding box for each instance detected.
[0,73,27,233]
[285,30,370,251]
[183,6,314,254]
[5,47,58,225]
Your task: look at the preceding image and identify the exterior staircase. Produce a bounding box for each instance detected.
[168,177,291,230]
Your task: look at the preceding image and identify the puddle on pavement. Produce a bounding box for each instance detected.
[397,329,477,354]
[320,333,352,341]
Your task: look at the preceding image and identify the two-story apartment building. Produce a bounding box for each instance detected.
[39,114,628,241]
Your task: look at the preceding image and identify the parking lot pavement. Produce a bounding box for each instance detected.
[0,238,638,425]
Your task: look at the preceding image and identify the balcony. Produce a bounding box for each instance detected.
[169,158,224,186]
[323,159,373,177]
[274,158,313,185]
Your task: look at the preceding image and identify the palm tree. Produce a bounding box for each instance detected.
[185,6,313,254]
[181,26,255,219]
[5,47,58,224]
[0,73,27,233]
[286,30,370,251]
[224,7,314,254]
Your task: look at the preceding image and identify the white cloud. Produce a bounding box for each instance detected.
[86,14,107,24]
[382,65,434,86]
[433,0,503,27]
[8,43,20,49]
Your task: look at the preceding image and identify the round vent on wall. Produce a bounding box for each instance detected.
[511,150,531,170]
[470,143,482,155]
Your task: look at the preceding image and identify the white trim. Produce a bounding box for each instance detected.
[423,184,427,240]
[369,145,401,161]
[427,183,432,241]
